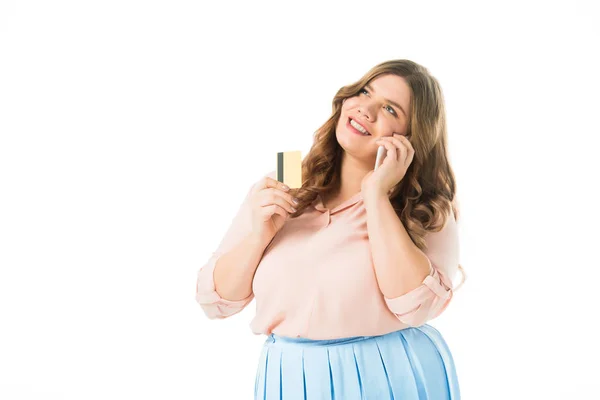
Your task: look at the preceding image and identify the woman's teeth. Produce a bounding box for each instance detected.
[350,119,370,135]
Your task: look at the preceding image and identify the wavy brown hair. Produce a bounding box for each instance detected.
[288,59,460,253]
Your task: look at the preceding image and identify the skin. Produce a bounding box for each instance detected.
[212,73,436,311]
[333,73,432,301]
[327,73,413,208]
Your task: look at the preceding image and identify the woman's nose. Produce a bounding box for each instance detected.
[358,101,376,121]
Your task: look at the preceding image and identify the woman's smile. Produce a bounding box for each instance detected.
[346,117,372,137]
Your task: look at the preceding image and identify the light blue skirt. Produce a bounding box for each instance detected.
[254,324,460,399]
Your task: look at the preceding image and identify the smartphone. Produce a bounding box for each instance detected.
[374,145,385,171]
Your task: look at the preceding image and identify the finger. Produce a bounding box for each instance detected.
[258,189,297,214]
[376,140,398,162]
[258,176,292,193]
[406,141,415,165]
[400,136,415,165]
[266,186,299,209]
[393,134,414,154]
[389,135,410,164]
[397,140,408,165]
[262,204,290,221]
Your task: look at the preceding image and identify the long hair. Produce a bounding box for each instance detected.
[288,59,459,252]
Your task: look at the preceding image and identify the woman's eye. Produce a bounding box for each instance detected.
[385,105,397,116]
[359,88,368,95]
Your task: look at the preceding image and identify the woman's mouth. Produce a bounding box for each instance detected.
[347,118,371,136]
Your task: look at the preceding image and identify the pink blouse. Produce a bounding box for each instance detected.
[196,170,465,339]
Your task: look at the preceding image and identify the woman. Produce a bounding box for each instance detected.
[196,59,467,399]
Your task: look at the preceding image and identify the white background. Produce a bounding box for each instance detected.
[1,0,599,399]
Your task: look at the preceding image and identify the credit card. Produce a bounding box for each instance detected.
[276,150,302,188]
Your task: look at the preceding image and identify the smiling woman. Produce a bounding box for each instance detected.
[342,75,410,139]
[196,59,465,399]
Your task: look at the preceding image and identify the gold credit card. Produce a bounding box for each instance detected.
[276,150,302,188]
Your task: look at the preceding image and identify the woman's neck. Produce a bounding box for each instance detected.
[325,152,370,207]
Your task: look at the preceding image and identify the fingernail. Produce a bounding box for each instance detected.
[292,198,299,205]
[282,185,290,191]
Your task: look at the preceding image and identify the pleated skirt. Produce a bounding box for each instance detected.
[254,324,460,399]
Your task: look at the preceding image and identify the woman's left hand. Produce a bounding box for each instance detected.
[361,133,415,197]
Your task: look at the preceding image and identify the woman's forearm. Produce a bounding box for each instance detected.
[212,232,273,301]
[364,192,431,298]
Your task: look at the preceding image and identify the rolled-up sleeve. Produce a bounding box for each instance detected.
[196,252,254,319]
[383,207,463,327]
[195,170,275,319]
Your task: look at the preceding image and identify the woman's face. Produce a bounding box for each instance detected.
[335,73,411,161]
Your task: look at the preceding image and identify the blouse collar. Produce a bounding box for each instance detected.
[312,191,363,214]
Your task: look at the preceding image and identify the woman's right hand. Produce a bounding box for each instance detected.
[249,177,298,242]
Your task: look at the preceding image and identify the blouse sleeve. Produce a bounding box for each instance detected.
[195,170,275,319]
[383,206,465,327]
